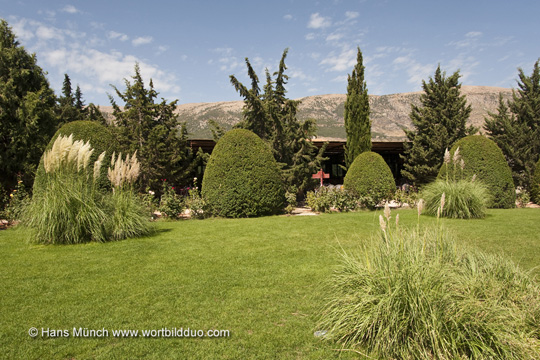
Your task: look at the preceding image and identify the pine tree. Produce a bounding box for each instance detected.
[484,60,540,191]
[230,49,327,194]
[61,74,74,106]
[109,64,193,192]
[0,19,58,194]
[57,74,79,126]
[401,65,476,185]
[344,47,371,168]
[74,85,85,111]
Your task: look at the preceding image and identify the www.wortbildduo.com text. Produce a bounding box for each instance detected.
[32,327,230,338]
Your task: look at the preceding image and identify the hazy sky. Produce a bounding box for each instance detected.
[2,0,540,105]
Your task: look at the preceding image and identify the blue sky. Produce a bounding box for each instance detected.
[2,0,540,105]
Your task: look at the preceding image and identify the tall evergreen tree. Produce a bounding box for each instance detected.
[61,74,74,106]
[109,64,194,192]
[484,60,540,191]
[74,85,85,111]
[57,74,79,126]
[230,49,326,194]
[344,47,371,168]
[401,65,476,185]
[0,19,58,194]
[56,74,105,126]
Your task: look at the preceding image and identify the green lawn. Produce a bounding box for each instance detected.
[1,209,539,359]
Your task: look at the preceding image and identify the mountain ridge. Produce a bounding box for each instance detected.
[100,85,513,141]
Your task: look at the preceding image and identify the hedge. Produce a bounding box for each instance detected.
[343,151,395,209]
[201,129,285,217]
[438,135,515,208]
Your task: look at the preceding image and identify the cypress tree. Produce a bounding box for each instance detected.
[344,47,371,168]
[401,65,476,185]
[484,60,540,191]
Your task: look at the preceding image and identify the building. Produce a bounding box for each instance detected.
[189,138,405,185]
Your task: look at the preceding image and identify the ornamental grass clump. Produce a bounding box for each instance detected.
[438,136,515,208]
[25,135,108,244]
[106,152,150,240]
[25,135,149,244]
[423,147,489,219]
[318,202,540,359]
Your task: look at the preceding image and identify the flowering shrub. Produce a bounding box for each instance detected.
[159,180,184,219]
[306,186,359,213]
[140,189,159,218]
[285,190,297,214]
[393,188,419,208]
[1,175,30,223]
[186,188,205,219]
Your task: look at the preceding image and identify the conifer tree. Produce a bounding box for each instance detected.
[344,47,371,168]
[401,65,475,185]
[109,64,193,192]
[230,49,326,194]
[0,19,58,194]
[56,74,105,126]
[484,60,540,191]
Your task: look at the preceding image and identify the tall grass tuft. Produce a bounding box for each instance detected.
[422,179,489,219]
[106,152,150,240]
[25,135,107,244]
[318,206,540,359]
[423,147,490,219]
[25,135,149,244]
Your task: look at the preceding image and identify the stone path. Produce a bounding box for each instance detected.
[291,206,318,216]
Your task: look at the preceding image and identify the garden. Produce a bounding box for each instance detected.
[2,18,540,359]
[1,209,539,359]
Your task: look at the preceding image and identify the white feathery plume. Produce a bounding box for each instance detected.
[417,199,424,216]
[384,202,391,221]
[453,147,461,164]
[93,151,106,180]
[444,148,451,164]
[440,192,446,214]
[379,214,386,232]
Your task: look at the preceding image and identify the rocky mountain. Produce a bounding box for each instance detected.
[100,85,513,141]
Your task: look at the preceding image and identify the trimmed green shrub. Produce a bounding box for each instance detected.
[422,179,489,219]
[438,135,515,208]
[343,151,395,209]
[202,129,285,218]
[531,157,540,204]
[319,209,540,359]
[33,120,119,193]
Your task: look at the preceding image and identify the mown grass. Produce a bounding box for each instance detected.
[0,209,539,359]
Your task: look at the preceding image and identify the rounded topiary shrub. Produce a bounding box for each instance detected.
[438,135,515,208]
[34,121,119,193]
[531,157,540,205]
[201,129,285,217]
[343,152,395,209]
